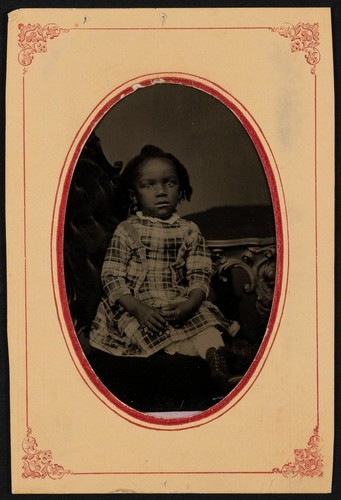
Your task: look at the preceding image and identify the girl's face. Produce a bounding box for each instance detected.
[133,158,180,220]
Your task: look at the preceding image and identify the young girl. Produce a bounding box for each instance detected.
[90,145,241,391]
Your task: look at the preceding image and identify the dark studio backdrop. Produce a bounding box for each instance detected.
[95,82,272,218]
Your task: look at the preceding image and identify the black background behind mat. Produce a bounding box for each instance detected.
[0,0,339,499]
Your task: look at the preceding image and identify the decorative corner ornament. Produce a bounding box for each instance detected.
[18,23,69,67]
[271,22,320,74]
[273,427,323,478]
[22,428,71,479]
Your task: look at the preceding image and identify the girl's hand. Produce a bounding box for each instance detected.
[118,295,167,335]
[161,289,206,327]
[132,302,167,335]
[161,301,195,327]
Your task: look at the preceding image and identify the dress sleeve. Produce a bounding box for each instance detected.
[101,224,132,305]
[185,224,212,298]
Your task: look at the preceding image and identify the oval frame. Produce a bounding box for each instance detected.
[51,72,288,431]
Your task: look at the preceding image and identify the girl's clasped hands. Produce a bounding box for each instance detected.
[132,300,195,335]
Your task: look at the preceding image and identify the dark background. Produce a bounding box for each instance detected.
[0,1,339,499]
[95,82,272,216]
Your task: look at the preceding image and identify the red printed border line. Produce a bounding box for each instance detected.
[17,21,321,75]
[19,19,322,480]
[21,427,322,479]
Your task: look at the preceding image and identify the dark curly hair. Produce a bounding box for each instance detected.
[116,145,193,218]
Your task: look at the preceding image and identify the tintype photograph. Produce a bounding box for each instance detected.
[63,81,276,416]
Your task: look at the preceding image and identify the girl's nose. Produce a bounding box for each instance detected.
[155,184,166,195]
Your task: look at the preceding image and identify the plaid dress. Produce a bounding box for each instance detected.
[89,213,236,357]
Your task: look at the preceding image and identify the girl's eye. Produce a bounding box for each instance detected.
[167,181,176,187]
[143,183,152,189]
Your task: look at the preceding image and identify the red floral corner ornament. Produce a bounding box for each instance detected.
[271,22,320,74]
[18,23,69,67]
[273,428,323,478]
[22,428,71,479]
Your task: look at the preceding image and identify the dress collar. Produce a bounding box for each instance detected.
[136,211,180,225]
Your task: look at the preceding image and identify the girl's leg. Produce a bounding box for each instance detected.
[187,327,224,358]
[164,329,242,392]
[164,327,223,357]
[189,328,242,391]
[164,338,199,357]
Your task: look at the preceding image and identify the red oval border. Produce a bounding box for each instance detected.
[51,73,288,431]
